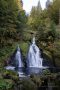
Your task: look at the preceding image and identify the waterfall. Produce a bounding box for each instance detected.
[15,45,23,67]
[27,37,43,68]
[5,39,48,76]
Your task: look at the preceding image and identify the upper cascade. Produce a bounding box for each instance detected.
[32,37,36,44]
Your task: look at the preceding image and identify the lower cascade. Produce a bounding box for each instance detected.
[27,37,43,68]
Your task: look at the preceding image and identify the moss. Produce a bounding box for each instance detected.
[19,42,29,56]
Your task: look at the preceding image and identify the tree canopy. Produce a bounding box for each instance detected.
[0,0,27,47]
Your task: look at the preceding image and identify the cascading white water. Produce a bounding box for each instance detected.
[5,40,48,76]
[15,46,23,67]
[27,37,43,68]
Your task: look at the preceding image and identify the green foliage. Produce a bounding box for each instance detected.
[28,0,42,31]
[47,0,60,24]
[47,21,56,42]
[0,0,17,46]
[2,70,19,80]
[43,69,51,75]
[0,0,27,47]
[0,79,14,90]
[0,43,17,67]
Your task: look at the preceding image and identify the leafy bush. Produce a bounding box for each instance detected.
[0,79,14,90]
[43,69,51,75]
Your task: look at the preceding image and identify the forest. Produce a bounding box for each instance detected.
[0,0,60,90]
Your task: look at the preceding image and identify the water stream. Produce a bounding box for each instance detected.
[27,37,43,68]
